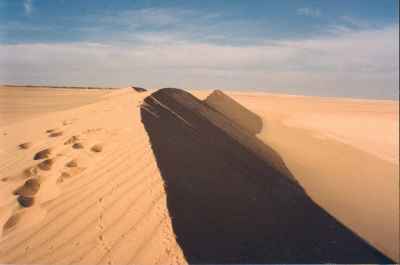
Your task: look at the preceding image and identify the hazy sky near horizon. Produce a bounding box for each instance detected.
[0,0,398,99]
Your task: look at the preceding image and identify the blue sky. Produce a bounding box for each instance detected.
[0,0,399,99]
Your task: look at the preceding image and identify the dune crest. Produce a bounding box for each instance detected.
[204,89,263,134]
[203,90,297,180]
[0,87,185,265]
[0,85,396,264]
[140,88,393,263]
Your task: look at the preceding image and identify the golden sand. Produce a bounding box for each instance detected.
[0,85,398,264]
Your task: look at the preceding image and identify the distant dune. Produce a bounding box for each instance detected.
[0,85,397,264]
[0,86,113,126]
[2,84,119,90]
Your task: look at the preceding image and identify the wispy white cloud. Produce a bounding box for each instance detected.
[0,7,398,98]
[23,0,33,15]
[297,7,321,18]
[74,8,264,45]
[89,9,240,45]
[0,23,397,99]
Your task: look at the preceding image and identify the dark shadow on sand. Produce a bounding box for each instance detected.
[140,88,393,264]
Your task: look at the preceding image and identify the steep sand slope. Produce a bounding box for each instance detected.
[196,91,399,262]
[0,87,185,265]
[0,86,397,264]
[141,88,392,263]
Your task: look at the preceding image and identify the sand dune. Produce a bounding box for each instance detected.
[0,87,186,265]
[141,88,393,263]
[0,86,397,264]
[204,91,399,262]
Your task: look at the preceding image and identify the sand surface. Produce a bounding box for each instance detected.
[0,86,111,127]
[0,86,186,265]
[0,86,398,264]
[196,91,399,262]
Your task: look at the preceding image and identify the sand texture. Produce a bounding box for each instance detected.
[0,86,398,264]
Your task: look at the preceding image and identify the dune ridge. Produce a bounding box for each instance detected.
[0,86,397,264]
[0,87,186,265]
[205,91,398,261]
[141,88,393,263]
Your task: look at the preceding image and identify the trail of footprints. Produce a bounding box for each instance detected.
[1,121,106,238]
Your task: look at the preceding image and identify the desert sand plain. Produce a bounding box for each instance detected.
[0,85,398,264]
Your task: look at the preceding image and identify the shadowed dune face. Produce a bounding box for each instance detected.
[131,86,147,92]
[204,89,263,134]
[140,88,392,264]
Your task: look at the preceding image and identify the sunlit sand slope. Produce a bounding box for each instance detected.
[0,86,396,264]
[0,87,185,265]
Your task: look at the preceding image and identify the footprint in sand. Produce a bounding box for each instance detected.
[2,206,47,238]
[33,148,52,160]
[46,129,57,133]
[22,166,38,178]
[13,179,40,197]
[37,159,54,171]
[3,212,21,231]
[72,143,84,149]
[4,165,38,182]
[61,172,72,179]
[48,131,63,138]
[57,166,85,183]
[18,142,32,150]
[65,159,78,168]
[91,144,103,153]
[57,172,72,183]
[17,196,35,208]
[58,157,88,183]
[64,135,80,145]
[62,120,74,126]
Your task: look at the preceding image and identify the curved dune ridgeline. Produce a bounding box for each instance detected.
[140,88,393,264]
[0,86,396,264]
[141,89,390,263]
